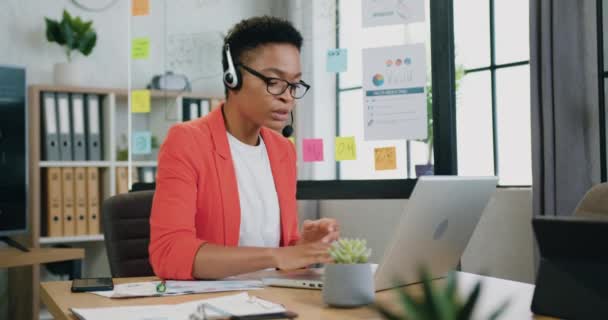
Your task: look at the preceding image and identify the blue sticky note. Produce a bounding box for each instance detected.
[132,131,152,155]
[327,48,347,73]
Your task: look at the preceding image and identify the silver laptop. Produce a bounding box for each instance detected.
[263,176,498,291]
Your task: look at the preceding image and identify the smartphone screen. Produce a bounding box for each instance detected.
[71,277,114,292]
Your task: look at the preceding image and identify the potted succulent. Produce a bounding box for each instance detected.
[375,269,509,320]
[45,10,97,85]
[323,238,374,307]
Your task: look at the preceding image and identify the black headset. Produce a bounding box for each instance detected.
[223,43,294,138]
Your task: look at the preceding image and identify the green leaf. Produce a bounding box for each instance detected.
[456,282,481,320]
[78,31,96,56]
[44,18,65,45]
[487,300,509,320]
[445,271,457,302]
[397,286,427,320]
[62,10,72,24]
[420,269,439,319]
[60,19,75,50]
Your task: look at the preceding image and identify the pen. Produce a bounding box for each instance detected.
[156,280,166,293]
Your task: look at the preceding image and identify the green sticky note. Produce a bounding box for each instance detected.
[335,136,357,161]
[131,90,151,113]
[132,37,150,59]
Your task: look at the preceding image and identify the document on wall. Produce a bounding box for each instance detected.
[363,44,427,141]
[362,0,425,27]
[71,292,286,320]
[91,280,264,299]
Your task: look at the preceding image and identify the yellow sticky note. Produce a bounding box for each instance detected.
[132,0,149,16]
[132,37,150,59]
[131,90,151,113]
[288,137,295,145]
[335,136,356,161]
[374,147,397,171]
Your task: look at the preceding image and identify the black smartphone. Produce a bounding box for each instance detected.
[71,277,114,292]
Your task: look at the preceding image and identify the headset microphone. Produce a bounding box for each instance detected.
[282,111,294,138]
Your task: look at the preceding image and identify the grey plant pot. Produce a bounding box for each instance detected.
[322,263,375,307]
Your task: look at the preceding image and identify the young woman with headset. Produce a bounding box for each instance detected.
[148,16,340,280]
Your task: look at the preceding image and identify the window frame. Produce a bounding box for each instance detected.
[296,0,458,200]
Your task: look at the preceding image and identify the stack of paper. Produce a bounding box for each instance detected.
[70,292,285,320]
[92,280,264,299]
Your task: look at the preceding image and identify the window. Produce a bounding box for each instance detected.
[336,0,432,180]
[454,0,532,186]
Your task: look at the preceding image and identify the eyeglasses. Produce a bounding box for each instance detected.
[239,64,310,99]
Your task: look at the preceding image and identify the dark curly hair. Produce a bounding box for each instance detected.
[222,16,303,95]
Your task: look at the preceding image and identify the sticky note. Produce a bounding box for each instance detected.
[374,147,397,170]
[303,139,324,162]
[132,0,149,16]
[288,137,295,145]
[327,48,347,73]
[335,136,357,161]
[131,90,151,113]
[132,131,152,155]
[132,37,150,59]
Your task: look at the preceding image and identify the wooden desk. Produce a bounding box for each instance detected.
[41,272,556,320]
[0,248,84,268]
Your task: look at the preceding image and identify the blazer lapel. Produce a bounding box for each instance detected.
[207,106,241,246]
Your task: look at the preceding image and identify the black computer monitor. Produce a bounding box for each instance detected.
[0,65,28,248]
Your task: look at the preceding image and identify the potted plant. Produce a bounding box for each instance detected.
[323,238,374,307]
[45,10,97,85]
[375,269,509,320]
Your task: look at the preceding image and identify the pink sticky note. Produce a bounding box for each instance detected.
[303,139,324,162]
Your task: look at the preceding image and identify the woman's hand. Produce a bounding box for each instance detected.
[272,241,333,270]
[298,218,340,245]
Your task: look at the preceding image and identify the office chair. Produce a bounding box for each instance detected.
[574,183,608,218]
[102,190,155,277]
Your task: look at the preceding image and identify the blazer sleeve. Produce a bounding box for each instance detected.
[148,125,206,280]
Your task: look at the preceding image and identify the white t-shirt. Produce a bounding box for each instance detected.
[227,132,281,248]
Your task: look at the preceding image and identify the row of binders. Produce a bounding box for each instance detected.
[45,167,100,237]
[42,92,103,161]
[182,98,210,121]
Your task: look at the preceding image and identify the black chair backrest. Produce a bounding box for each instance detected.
[102,190,155,278]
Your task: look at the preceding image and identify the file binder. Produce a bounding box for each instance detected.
[200,99,210,116]
[86,167,100,235]
[116,167,129,194]
[57,93,73,161]
[61,167,76,236]
[42,92,61,161]
[74,167,88,235]
[71,94,86,161]
[46,168,63,237]
[85,94,102,161]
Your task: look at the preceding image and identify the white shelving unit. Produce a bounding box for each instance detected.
[24,84,220,320]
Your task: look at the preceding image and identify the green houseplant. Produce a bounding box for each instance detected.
[375,269,509,320]
[45,10,97,85]
[323,238,374,307]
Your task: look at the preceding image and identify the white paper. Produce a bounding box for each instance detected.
[362,0,425,27]
[92,280,264,299]
[71,292,285,320]
[363,44,427,141]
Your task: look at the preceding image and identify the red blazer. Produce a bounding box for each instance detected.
[148,106,300,280]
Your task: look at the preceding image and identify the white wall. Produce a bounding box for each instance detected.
[0,0,285,93]
[320,188,536,284]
